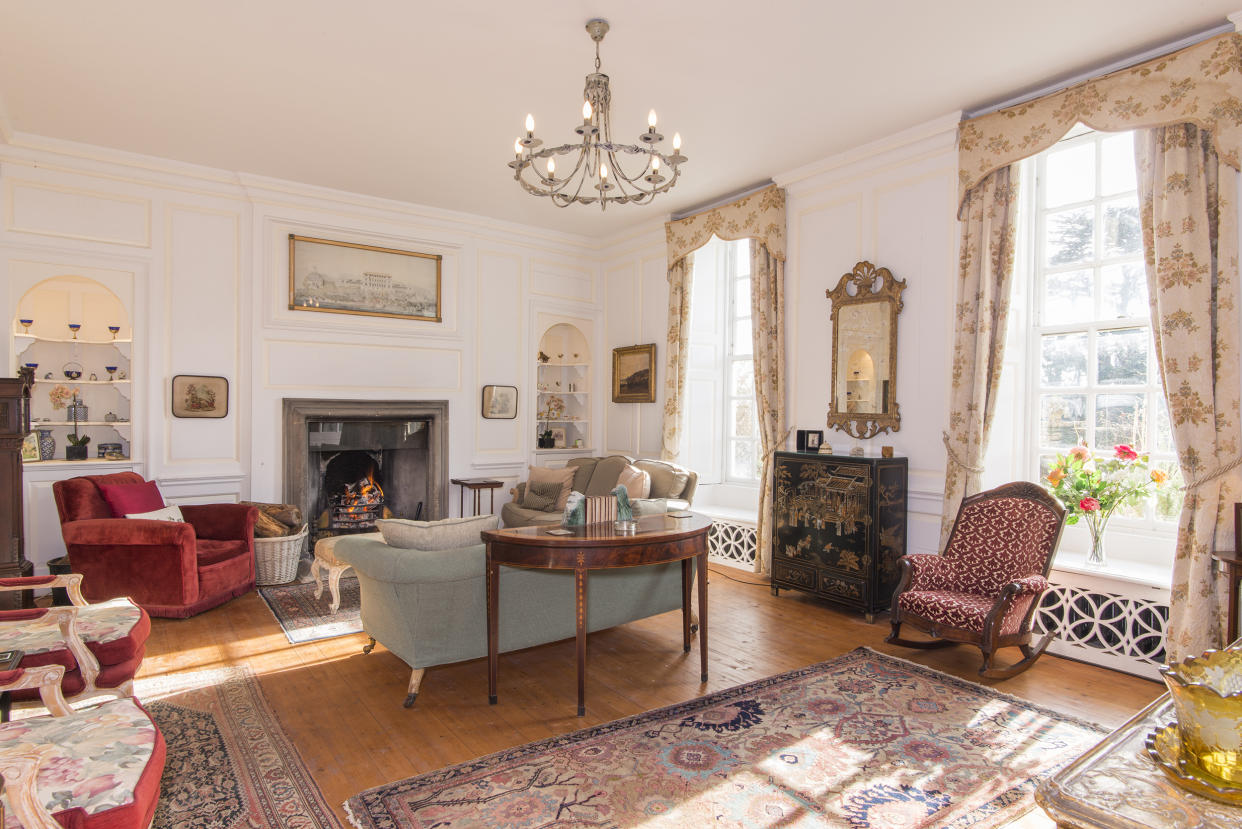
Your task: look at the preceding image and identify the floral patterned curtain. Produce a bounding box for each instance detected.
[940,166,1019,546]
[663,185,787,572]
[661,253,693,462]
[750,244,786,574]
[958,33,1242,216]
[1136,124,1241,659]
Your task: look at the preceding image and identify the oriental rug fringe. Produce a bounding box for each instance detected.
[345,648,1105,828]
[259,575,363,644]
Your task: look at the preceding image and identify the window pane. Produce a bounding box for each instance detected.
[1103,200,1142,257]
[1155,461,1185,523]
[1045,143,1095,207]
[1040,394,1086,447]
[1100,263,1148,319]
[730,440,758,480]
[1155,398,1175,455]
[1101,133,1137,195]
[732,399,755,439]
[1040,332,1088,387]
[733,319,752,356]
[1042,269,1094,324]
[1097,327,1148,385]
[734,277,751,316]
[1095,393,1147,448]
[733,239,751,276]
[731,359,755,398]
[1045,207,1095,266]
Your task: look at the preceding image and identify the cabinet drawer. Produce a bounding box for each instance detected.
[772,560,816,592]
[818,571,867,605]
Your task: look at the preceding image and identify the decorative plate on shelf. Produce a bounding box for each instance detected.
[63,361,83,380]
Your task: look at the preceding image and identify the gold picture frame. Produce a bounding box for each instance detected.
[612,343,656,403]
[289,234,442,322]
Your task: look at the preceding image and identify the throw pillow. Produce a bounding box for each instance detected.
[526,465,575,510]
[617,464,651,499]
[522,480,563,511]
[126,505,185,522]
[377,514,500,551]
[99,480,165,518]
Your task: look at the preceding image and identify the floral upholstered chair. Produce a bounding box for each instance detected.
[0,574,150,707]
[886,481,1066,678]
[0,663,165,828]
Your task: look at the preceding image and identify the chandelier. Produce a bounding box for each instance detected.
[510,19,687,210]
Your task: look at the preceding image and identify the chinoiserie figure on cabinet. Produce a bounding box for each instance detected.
[770,450,908,622]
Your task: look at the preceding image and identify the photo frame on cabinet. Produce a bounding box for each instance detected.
[288,234,442,322]
[171,375,229,418]
[795,429,824,452]
[612,343,656,403]
[481,385,518,419]
[549,427,567,449]
[20,432,39,462]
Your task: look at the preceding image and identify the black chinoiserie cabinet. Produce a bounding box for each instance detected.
[770,451,907,622]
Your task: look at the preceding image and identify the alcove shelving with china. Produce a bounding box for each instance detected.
[13,275,134,464]
[535,322,590,454]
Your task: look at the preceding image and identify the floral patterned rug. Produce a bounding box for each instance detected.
[259,575,363,644]
[141,666,342,828]
[344,648,1105,828]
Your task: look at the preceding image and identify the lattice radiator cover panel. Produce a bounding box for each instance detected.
[1036,582,1169,681]
[708,519,757,568]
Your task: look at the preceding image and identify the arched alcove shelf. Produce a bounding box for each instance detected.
[535,323,590,452]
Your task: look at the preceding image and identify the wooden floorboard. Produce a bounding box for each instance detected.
[138,567,1163,827]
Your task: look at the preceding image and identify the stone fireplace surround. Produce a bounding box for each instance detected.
[282,399,449,547]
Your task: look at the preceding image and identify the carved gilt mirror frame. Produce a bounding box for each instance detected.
[826,261,905,439]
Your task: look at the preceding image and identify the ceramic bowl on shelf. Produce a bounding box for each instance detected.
[108,325,121,339]
[19,319,33,333]
[63,361,83,380]
[67,323,81,339]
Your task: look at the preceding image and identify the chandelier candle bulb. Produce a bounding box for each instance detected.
[525,113,534,133]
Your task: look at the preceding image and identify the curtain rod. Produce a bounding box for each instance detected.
[670,180,774,221]
[963,21,1235,121]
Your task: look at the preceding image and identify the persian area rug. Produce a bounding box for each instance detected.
[345,648,1105,829]
[139,666,343,828]
[260,575,363,644]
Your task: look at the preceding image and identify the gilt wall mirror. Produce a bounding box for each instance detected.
[826,260,905,439]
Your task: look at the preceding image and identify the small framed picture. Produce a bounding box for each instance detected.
[21,432,39,462]
[171,375,229,418]
[481,385,518,419]
[795,429,824,452]
[549,427,567,449]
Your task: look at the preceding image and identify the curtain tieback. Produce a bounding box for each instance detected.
[942,431,985,474]
[763,428,794,464]
[1183,453,1242,493]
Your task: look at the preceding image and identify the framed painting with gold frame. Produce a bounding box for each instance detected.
[288,234,442,322]
[612,343,656,403]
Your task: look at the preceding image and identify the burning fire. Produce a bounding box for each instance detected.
[335,471,384,522]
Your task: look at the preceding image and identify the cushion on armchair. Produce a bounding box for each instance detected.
[521,479,564,511]
[377,514,500,550]
[98,480,165,518]
[527,465,575,509]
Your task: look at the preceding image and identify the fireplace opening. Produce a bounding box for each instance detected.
[284,399,449,557]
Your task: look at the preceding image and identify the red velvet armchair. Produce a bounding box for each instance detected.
[52,472,258,618]
[886,481,1066,678]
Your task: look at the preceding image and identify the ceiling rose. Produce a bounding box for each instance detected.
[510,19,687,210]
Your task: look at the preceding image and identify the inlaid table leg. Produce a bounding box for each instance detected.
[697,551,708,683]
[681,559,693,652]
[487,553,499,705]
[576,566,588,716]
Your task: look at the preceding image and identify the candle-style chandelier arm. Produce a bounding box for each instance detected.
[508,18,686,211]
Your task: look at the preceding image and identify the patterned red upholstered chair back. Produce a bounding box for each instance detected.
[942,482,1065,597]
[52,471,147,523]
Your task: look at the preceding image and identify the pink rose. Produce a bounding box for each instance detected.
[1114,444,1138,461]
[1079,497,1100,512]
[1069,446,1091,462]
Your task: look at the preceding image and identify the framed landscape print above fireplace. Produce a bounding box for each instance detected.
[289,234,443,322]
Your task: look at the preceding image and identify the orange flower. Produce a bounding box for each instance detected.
[1047,468,1066,486]
[1068,446,1091,462]
[1150,469,1169,485]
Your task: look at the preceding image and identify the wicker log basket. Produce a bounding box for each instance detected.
[254,523,308,586]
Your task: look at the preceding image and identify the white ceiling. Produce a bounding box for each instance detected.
[1,1,1237,239]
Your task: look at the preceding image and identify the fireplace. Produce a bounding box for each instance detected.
[283,399,449,550]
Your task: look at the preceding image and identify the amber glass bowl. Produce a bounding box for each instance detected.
[1161,647,1242,784]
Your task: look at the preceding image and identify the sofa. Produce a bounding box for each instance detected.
[333,528,694,706]
[501,455,698,528]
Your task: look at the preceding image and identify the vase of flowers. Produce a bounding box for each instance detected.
[50,384,90,460]
[1044,444,1168,567]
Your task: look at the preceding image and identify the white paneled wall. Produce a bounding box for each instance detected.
[2,139,602,570]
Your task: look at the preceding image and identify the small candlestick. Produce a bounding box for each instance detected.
[19,319,33,334]
[68,323,81,340]
[108,325,121,339]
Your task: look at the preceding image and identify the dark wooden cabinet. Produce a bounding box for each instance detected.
[770,451,907,622]
[0,369,35,608]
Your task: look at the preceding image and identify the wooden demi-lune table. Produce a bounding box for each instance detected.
[481,513,712,716]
